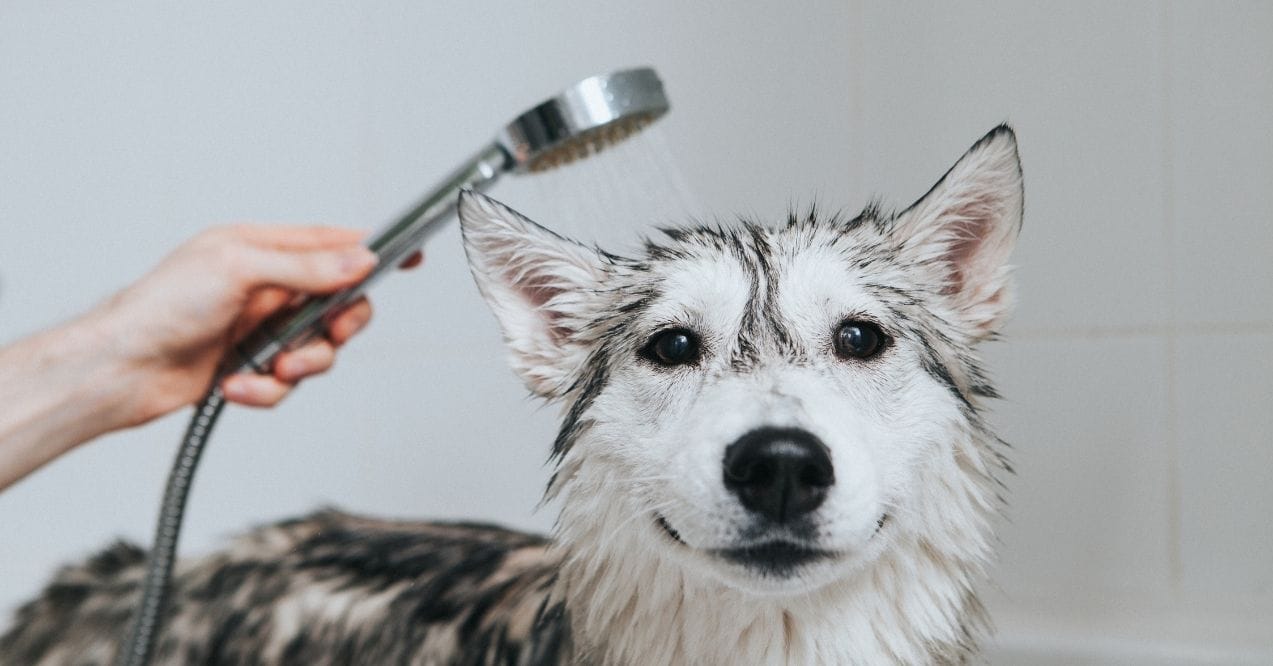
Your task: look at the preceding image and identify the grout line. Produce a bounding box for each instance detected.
[1160,0,1183,597]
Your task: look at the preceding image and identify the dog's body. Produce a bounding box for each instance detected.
[2,127,1023,665]
[0,513,569,664]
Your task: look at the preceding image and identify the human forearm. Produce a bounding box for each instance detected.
[0,311,143,490]
[0,224,396,492]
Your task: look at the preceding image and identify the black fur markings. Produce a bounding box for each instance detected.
[0,512,566,665]
[551,351,610,462]
[85,540,146,577]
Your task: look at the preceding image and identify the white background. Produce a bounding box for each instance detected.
[1,2,1270,663]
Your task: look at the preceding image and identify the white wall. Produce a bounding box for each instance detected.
[2,2,1270,663]
[845,2,1273,662]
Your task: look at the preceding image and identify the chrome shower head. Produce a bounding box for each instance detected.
[232,66,671,374]
[497,67,669,172]
[359,66,670,272]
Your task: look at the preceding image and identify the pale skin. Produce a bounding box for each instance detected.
[0,224,422,492]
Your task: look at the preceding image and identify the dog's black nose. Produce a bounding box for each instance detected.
[723,427,834,524]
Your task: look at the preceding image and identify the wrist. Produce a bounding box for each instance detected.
[0,312,144,489]
[73,300,156,428]
[41,311,145,438]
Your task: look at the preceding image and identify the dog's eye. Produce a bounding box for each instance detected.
[833,321,886,359]
[641,329,700,366]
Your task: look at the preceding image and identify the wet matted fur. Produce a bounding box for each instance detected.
[2,126,1023,665]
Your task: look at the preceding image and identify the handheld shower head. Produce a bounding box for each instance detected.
[234,66,669,373]
[498,67,669,172]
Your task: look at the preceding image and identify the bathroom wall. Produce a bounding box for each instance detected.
[845,2,1273,661]
[1,2,1269,662]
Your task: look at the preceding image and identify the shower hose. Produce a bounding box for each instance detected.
[115,386,227,666]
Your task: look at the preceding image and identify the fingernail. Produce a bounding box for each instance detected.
[340,249,377,275]
[222,377,249,401]
[281,357,306,377]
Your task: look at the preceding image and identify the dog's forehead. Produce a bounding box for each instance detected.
[633,223,888,328]
[776,237,883,315]
[639,248,752,328]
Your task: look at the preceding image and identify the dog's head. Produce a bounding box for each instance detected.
[459,127,1021,596]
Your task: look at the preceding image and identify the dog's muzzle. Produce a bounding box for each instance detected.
[723,427,834,524]
[650,427,867,577]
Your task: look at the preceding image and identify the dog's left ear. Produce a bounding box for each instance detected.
[458,190,606,398]
[892,125,1023,339]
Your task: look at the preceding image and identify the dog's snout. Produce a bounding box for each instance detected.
[723,427,834,524]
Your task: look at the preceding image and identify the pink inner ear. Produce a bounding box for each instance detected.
[516,272,574,343]
[942,190,1003,296]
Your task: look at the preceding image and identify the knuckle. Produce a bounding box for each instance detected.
[296,252,331,282]
[217,243,248,280]
[341,300,372,325]
[193,226,252,275]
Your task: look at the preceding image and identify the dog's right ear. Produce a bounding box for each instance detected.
[458,190,606,398]
[890,125,1023,340]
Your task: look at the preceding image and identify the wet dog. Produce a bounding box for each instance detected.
[2,126,1023,665]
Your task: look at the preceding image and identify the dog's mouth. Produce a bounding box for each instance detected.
[712,541,833,575]
[654,512,889,576]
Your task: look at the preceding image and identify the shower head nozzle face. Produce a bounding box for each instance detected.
[497,67,670,174]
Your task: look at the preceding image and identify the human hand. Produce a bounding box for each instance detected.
[0,224,421,491]
[88,224,417,426]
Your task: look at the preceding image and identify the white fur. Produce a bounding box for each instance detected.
[459,126,1022,665]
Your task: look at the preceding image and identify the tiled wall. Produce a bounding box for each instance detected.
[847,1,1273,658]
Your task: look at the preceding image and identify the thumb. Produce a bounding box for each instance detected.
[238,246,378,294]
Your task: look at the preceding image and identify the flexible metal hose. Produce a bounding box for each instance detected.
[115,387,227,666]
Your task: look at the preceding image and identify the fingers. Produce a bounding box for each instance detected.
[220,373,293,408]
[273,339,337,383]
[227,224,366,250]
[220,339,336,407]
[326,297,372,345]
[399,250,424,270]
[237,245,378,294]
[209,224,423,296]
[231,287,294,340]
[199,224,375,293]
[266,299,371,378]
[220,296,371,407]
[206,225,395,410]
